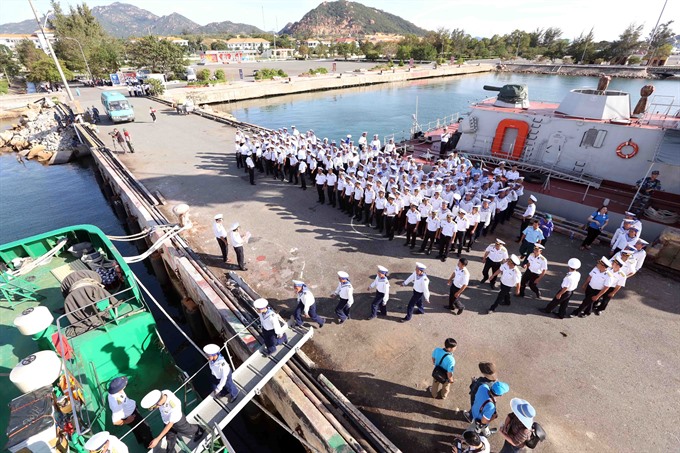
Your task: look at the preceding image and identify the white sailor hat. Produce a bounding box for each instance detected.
[499,161,506,165]
[637,239,649,246]
[203,344,220,355]
[292,280,305,287]
[567,258,581,269]
[377,265,389,274]
[453,193,462,200]
[458,209,467,215]
[495,238,506,245]
[337,271,349,279]
[473,204,481,209]
[598,256,612,267]
[214,214,223,220]
[621,247,635,255]
[623,219,635,223]
[482,198,490,202]
[141,389,162,409]
[366,181,373,186]
[533,243,545,250]
[613,258,624,267]
[446,212,453,218]
[529,195,537,202]
[415,262,427,270]
[254,298,269,309]
[231,222,239,230]
[624,211,636,217]
[84,432,112,452]
[357,171,364,177]
[509,254,521,265]
[388,193,396,199]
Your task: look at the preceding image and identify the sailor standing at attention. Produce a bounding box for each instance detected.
[401,262,431,322]
[213,214,228,264]
[367,265,390,319]
[229,222,248,271]
[107,376,153,447]
[203,344,239,403]
[254,298,288,357]
[84,432,128,453]
[331,271,354,324]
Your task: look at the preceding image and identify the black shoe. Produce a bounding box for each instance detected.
[578,313,587,318]
[479,278,487,285]
[463,410,472,422]
[193,428,205,443]
[400,318,409,322]
[534,290,541,298]
[426,250,431,255]
[490,283,497,290]
[554,313,565,319]
[594,310,601,316]
[539,308,550,314]
[456,308,464,315]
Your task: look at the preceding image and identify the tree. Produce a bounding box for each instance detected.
[606,23,644,64]
[210,41,228,50]
[646,20,675,61]
[298,44,310,59]
[16,39,47,69]
[0,45,21,78]
[412,43,437,61]
[49,1,121,76]
[26,59,73,83]
[127,36,187,73]
[214,69,226,81]
[567,29,595,64]
[147,78,164,95]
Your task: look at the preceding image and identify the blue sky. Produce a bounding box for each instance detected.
[2,0,677,41]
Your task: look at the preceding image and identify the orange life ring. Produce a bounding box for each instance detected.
[616,140,639,159]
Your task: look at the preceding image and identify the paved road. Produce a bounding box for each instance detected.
[76,85,679,453]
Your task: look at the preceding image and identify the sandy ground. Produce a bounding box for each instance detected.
[77,86,680,453]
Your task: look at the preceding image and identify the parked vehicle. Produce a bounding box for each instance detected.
[100,91,135,123]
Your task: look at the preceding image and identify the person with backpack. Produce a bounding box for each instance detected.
[498,398,536,452]
[428,338,457,400]
[466,380,510,437]
[452,430,490,453]
[466,362,498,410]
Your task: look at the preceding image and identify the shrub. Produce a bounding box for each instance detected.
[214,69,226,81]
[255,68,288,80]
[147,78,165,95]
[197,69,211,81]
[398,59,404,67]
[0,79,8,95]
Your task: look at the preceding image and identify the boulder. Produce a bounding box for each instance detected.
[27,144,46,158]
[9,135,29,150]
[21,109,39,122]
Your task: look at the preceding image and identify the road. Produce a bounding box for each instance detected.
[74,85,680,453]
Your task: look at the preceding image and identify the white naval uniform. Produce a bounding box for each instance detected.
[561,271,581,291]
[108,390,137,424]
[527,254,548,274]
[333,281,355,306]
[452,267,470,288]
[499,263,522,287]
[369,276,390,303]
[208,355,232,394]
[158,390,183,425]
[403,272,430,301]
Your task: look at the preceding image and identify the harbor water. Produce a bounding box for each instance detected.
[0,153,301,452]
[219,72,680,142]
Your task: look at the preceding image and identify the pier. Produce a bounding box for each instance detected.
[68,85,679,453]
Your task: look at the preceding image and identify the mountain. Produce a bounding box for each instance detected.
[197,21,263,35]
[0,2,262,38]
[0,19,38,35]
[280,0,427,37]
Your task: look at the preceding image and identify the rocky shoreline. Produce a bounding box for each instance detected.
[496,63,658,79]
[0,99,82,165]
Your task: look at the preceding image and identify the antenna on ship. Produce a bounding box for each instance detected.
[644,0,668,66]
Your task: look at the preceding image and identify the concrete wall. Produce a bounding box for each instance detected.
[165,64,494,105]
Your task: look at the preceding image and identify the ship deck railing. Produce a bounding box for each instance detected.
[53,284,145,435]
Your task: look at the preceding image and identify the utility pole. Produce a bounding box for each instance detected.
[28,0,74,101]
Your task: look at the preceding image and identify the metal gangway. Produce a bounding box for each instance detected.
[181,325,314,453]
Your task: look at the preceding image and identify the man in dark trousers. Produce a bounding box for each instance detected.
[228,222,248,271]
[245,153,256,185]
[540,258,581,319]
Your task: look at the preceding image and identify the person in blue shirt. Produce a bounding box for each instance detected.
[580,206,609,250]
[428,338,457,400]
[519,219,544,259]
[466,381,510,437]
[539,215,554,246]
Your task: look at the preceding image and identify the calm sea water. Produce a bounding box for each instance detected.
[220,72,680,142]
[0,154,299,452]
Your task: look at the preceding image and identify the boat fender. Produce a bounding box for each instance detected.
[616,139,639,159]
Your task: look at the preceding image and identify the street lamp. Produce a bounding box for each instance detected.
[61,36,93,82]
[27,0,74,101]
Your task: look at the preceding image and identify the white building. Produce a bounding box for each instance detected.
[0,30,55,53]
[225,37,270,55]
[262,48,295,60]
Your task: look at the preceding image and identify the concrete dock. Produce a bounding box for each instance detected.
[76,86,678,453]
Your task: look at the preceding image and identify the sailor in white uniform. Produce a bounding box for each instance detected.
[331,271,354,324]
[518,244,548,298]
[488,254,522,313]
[203,344,239,403]
[401,262,431,322]
[107,376,152,447]
[541,258,582,319]
[254,298,287,357]
[84,431,128,453]
[141,389,204,451]
[293,280,325,327]
[367,265,390,319]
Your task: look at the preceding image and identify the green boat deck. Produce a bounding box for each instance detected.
[1,226,196,453]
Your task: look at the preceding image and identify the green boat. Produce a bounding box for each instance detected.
[0,225,197,453]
